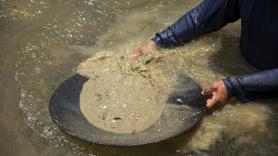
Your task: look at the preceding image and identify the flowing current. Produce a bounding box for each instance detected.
[1,0,278,155]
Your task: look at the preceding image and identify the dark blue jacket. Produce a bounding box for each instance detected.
[152,0,278,102]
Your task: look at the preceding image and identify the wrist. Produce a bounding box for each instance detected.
[151,36,162,48]
[223,78,235,97]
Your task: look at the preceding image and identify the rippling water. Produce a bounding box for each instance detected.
[1,0,278,155]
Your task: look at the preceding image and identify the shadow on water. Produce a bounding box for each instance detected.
[205,32,256,76]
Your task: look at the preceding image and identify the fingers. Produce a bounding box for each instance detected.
[205,92,227,108]
[206,93,218,108]
[129,52,140,59]
[202,81,229,109]
[129,49,143,59]
[129,41,156,59]
[201,85,216,96]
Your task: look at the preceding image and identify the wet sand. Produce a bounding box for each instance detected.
[79,54,166,134]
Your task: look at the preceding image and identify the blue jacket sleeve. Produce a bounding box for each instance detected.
[223,68,278,102]
[152,0,240,48]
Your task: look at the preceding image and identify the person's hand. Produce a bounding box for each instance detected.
[201,80,228,109]
[130,40,156,59]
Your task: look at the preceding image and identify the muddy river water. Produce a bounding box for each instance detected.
[1,0,278,155]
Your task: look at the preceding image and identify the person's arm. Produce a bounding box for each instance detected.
[130,0,240,58]
[153,0,240,48]
[202,68,278,108]
[223,68,278,102]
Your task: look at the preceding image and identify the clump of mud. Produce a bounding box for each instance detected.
[78,51,172,134]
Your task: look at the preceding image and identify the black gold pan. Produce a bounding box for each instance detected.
[49,74,207,146]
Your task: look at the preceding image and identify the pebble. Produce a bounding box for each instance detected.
[176,98,183,104]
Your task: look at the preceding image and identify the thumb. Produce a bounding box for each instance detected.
[206,93,218,108]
